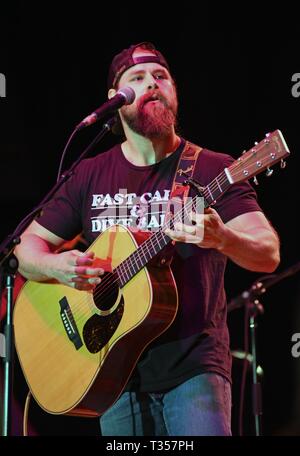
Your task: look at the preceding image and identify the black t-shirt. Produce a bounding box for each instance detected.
[37,139,262,391]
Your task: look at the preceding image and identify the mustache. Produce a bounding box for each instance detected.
[138,90,169,109]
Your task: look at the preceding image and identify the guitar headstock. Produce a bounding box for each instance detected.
[227,130,290,184]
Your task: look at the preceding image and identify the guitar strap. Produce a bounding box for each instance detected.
[157,140,203,266]
[170,140,203,202]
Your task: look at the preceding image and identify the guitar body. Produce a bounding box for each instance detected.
[13,225,178,416]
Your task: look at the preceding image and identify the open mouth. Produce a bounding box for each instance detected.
[143,94,162,106]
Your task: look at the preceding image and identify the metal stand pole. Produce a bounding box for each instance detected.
[249,302,263,436]
[1,254,18,436]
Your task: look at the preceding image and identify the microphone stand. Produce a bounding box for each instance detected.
[0,117,115,436]
[228,260,300,436]
[0,254,19,437]
[248,295,264,436]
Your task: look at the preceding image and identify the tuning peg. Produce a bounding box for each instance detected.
[254,141,258,146]
[253,176,259,185]
[265,167,273,177]
[280,159,287,169]
[264,133,271,144]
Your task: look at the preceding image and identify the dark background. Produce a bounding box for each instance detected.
[1,3,300,436]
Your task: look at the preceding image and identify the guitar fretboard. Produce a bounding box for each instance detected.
[115,169,231,288]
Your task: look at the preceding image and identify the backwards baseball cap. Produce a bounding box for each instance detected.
[107,42,170,89]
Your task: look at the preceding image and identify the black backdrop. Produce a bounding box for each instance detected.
[1,4,300,436]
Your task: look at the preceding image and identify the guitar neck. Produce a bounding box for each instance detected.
[202,169,232,207]
[115,229,171,288]
[115,169,231,287]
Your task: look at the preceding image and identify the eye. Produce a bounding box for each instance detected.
[154,72,167,80]
[131,75,143,81]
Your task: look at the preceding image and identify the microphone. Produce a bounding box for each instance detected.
[76,87,135,130]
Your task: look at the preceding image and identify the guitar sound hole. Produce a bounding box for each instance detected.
[93,271,120,312]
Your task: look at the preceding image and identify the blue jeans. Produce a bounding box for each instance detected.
[100,373,232,436]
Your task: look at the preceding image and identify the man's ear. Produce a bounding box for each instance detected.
[108,88,116,100]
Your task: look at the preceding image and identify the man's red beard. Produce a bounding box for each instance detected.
[121,90,178,138]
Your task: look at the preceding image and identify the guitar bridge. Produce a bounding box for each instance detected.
[59,296,83,350]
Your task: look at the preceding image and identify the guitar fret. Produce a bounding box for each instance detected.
[157,234,163,249]
[130,255,137,274]
[115,265,122,286]
[210,183,220,202]
[215,176,222,192]
[149,235,156,255]
[204,172,231,206]
[141,243,148,264]
[136,251,143,269]
[206,184,214,202]
[127,257,135,280]
[123,265,130,283]
[145,238,151,259]
[127,253,134,276]
[132,252,143,271]
[116,263,126,288]
[117,262,124,281]
[161,233,169,249]
[149,232,160,255]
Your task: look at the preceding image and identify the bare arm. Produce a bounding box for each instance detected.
[165,210,280,273]
[217,211,279,272]
[14,221,104,290]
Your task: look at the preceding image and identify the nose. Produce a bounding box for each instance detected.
[145,74,158,90]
